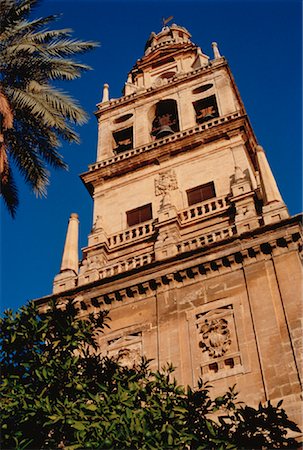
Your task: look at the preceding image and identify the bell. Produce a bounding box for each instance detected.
[156,125,175,139]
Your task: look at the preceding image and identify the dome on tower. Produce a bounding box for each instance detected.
[144,24,192,56]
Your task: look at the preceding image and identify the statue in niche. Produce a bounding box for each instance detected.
[199,317,231,358]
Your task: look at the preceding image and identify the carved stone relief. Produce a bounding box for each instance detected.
[199,317,231,357]
[107,332,142,369]
[155,169,178,210]
[155,169,178,196]
[195,305,242,379]
[115,347,142,369]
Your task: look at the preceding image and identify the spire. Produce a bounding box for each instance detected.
[212,42,221,59]
[256,145,283,204]
[60,213,79,275]
[102,83,109,103]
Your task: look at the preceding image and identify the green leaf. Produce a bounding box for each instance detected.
[72,421,86,431]
[84,404,97,411]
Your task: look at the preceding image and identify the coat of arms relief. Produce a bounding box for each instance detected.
[199,317,231,358]
[196,305,242,378]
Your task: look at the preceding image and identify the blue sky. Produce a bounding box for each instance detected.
[1,0,302,312]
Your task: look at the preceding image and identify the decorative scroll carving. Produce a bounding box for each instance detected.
[155,170,178,196]
[199,317,231,357]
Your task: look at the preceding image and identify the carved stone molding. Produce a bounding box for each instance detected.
[48,220,302,307]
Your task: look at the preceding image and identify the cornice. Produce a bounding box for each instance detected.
[35,215,302,309]
[81,112,253,193]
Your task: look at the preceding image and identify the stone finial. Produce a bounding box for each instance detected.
[102,83,109,103]
[127,73,132,84]
[255,145,283,204]
[60,213,79,275]
[212,42,221,59]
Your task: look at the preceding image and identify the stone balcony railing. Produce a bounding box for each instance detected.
[99,253,154,279]
[177,226,236,253]
[178,195,229,224]
[89,112,241,172]
[107,219,155,248]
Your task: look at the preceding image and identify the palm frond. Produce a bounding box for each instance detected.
[26,27,73,43]
[10,112,68,169]
[7,86,74,130]
[0,16,58,40]
[0,148,18,218]
[7,129,49,196]
[39,38,99,57]
[42,58,93,80]
[0,0,98,216]
[0,0,40,33]
[35,84,88,124]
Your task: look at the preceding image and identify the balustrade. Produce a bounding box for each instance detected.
[179,196,228,223]
[99,253,153,279]
[177,226,235,253]
[108,220,155,248]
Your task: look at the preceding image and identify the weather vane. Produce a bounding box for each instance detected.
[162,16,174,27]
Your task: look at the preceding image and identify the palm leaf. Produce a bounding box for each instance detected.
[7,128,50,196]
[39,38,99,57]
[0,151,19,218]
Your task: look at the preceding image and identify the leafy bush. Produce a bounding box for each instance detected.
[0,300,300,449]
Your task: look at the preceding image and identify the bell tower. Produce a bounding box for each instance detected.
[48,24,302,427]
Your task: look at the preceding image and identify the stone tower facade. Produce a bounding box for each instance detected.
[39,25,302,425]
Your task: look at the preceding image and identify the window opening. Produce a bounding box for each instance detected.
[187,182,216,206]
[151,99,179,139]
[193,94,219,124]
[113,127,133,153]
[126,204,152,227]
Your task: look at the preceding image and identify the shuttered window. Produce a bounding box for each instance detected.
[126,204,152,227]
[187,182,215,206]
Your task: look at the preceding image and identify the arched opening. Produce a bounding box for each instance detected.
[151,99,179,139]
